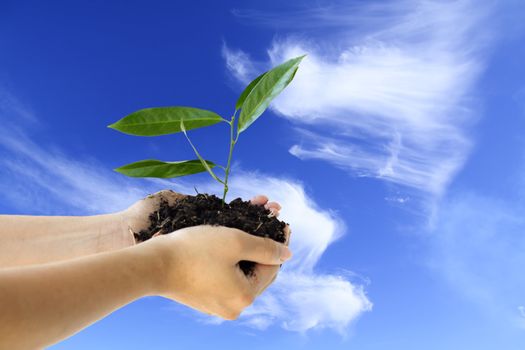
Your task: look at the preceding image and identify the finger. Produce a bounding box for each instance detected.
[284,224,291,246]
[145,190,185,208]
[252,264,279,296]
[238,234,292,265]
[253,226,291,295]
[250,195,269,206]
[158,190,187,205]
[264,201,282,211]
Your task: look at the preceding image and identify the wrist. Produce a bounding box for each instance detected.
[134,236,175,297]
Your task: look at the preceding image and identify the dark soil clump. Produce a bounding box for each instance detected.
[135,193,288,276]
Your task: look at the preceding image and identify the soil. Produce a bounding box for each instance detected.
[135,193,288,276]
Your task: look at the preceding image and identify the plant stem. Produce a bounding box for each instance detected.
[222,114,237,204]
[181,120,225,185]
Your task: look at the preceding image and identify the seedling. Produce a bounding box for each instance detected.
[108,55,305,204]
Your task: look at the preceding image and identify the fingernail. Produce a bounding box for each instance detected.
[266,202,281,210]
[280,246,292,262]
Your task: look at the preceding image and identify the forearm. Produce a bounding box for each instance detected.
[0,242,163,350]
[0,214,135,267]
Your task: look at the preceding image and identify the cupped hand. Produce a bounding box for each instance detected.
[120,191,287,243]
[143,224,292,320]
[120,190,187,242]
[123,190,291,316]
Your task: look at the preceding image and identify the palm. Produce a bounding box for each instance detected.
[122,190,187,236]
[123,190,289,298]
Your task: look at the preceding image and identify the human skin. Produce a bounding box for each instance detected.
[0,190,283,268]
[0,224,292,349]
[0,190,289,349]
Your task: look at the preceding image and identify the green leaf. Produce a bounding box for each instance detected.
[114,159,215,178]
[238,55,305,134]
[108,107,223,136]
[235,72,266,111]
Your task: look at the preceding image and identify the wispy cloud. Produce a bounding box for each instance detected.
[428,191,525,329]
[222,44,256,84]
[0,129,148,215]
[224,0,492,198]
[0,88,371,333]
[220,171,372,332]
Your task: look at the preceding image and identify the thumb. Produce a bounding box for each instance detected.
[238,233,292,265]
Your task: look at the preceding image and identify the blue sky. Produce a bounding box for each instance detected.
[1,0,525,348]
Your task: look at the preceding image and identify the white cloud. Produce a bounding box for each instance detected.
[227,169,346,273]
[241,272,371,333]
[519,306,525,330]
[223,170,372,332]
[428,192,525,329]
[0,88,371,333]
[224,0,491,197]
[0,126,149,215]
[168,166,372,332]
[222,45,256,84]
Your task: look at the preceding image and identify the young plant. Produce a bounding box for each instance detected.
[109,55,305,204]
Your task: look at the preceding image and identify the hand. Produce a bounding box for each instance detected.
[250,194,283,217]
[142,224,292,320]
[249,195,291,297]
[120,191,287,244]
[123,191,291,313]
[118,190,187,243]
